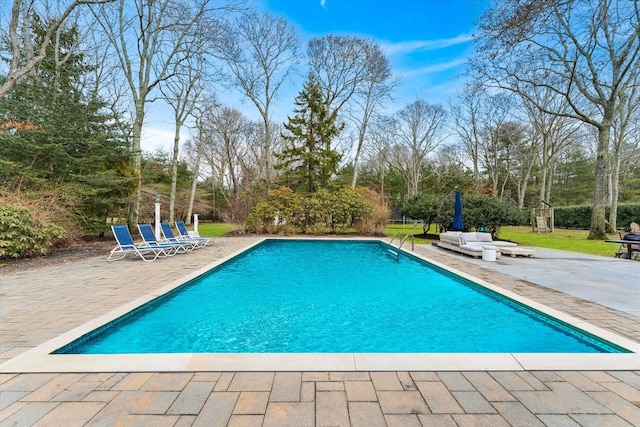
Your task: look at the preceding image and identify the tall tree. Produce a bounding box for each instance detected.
[277,74,344,193]
[473,0,640,239]
[160,57,204,223]
[449,84,484,194]
[518,86,582,206]
[0,0,114,98]
[389,99,447,197]
[217,8,299,188]
[608,82,640,230]
[0,19,132,228]
[346,39,398,188]
[89,0,212,227]
[476,94,514,195]
[183,96,218,224]
[206,106,250,198]
[307,35,372,116]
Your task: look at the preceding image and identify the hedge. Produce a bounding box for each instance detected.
[553,203,640,230]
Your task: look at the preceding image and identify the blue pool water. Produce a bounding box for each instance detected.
[58,240,626,354]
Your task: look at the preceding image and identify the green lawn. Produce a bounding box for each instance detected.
[497,226,621,257]
[195,222,241,237]
[385,223,436,245]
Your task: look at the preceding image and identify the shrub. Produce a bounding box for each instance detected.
[246,187,302,234]
[0,205,67,258]
[401,193,444,234]
[245,186,379,235]
[461,194,527,236]
[355,188,389,235]
[554,203,640,230]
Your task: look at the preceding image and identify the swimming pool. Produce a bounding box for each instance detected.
[56,239,627,354]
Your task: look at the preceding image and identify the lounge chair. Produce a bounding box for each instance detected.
[437,231,536,258]
[138,223,192,253]
[107,225,174,262]
[160,222,203,249]
[175,221,214,246]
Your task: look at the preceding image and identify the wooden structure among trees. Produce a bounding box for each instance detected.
[532,201,554,233]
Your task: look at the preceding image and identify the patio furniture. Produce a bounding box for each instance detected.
[482,245,497,261]
[608,230,640,260]
[175,221,214,246]
[498,246,537,257]
[138,223,191,253]
[438,231,536,259]
[107,225,174,262]
[438,232,515,258]
[160,222,203,249]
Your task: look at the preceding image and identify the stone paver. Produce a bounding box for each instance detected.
[269,372,301,402]
[233,392,269,415]
[1,236,640,425]
[316,391,349,426]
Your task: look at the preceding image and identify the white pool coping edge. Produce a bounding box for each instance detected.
[2,237,640,373]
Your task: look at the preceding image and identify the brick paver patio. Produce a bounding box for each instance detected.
[1,236,639,426]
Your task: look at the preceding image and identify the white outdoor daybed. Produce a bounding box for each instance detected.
[437,231,536,258]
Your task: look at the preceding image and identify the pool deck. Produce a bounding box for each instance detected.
[1,236,639,426]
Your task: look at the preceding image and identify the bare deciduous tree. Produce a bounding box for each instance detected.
[388,99,447,197]
[217,8,299,188]
[449,84,485,194]
[473,0,640,239]
[205,106,250,198]
[307,35,373,116]
[362,115,395,197]
[518,87,582,207]
[160,57,205,223]
[183,96,218,224]
[477,93,513,194]
[89,0,213,227]
[608,82,640,230]
[0,0,114,98]
[345,39,399,188]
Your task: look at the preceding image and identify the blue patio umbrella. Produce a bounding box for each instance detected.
[453,188,464,230]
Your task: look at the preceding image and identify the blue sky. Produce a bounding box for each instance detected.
[143,0,488,151]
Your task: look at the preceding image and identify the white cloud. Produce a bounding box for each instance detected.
[382,34,474,56]
[399,57,468,78]
[320,0,326,8]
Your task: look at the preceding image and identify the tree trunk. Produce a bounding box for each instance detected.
[169,124,180,224]
[263,115,272,191]
[473,145,480,195]
[539,166,547,204]
[608,153,622,232]
[588,126,610,240]
[186,142,203,225]
[351,121,367,188]
[518,163,533,208]
[127,103,144,228]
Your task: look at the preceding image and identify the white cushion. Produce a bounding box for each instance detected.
[462,232,477,242]
[476,233,493,242]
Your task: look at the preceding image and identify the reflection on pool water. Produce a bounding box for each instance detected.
[57,240,628,354]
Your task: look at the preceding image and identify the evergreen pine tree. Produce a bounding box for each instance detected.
[276,73,344,193]
[0,19,134,231]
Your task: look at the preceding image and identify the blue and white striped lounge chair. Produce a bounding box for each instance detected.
[160,222,207,248]
[137,223,192,253]
[107,225,174,262]
[175,221,214,246]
